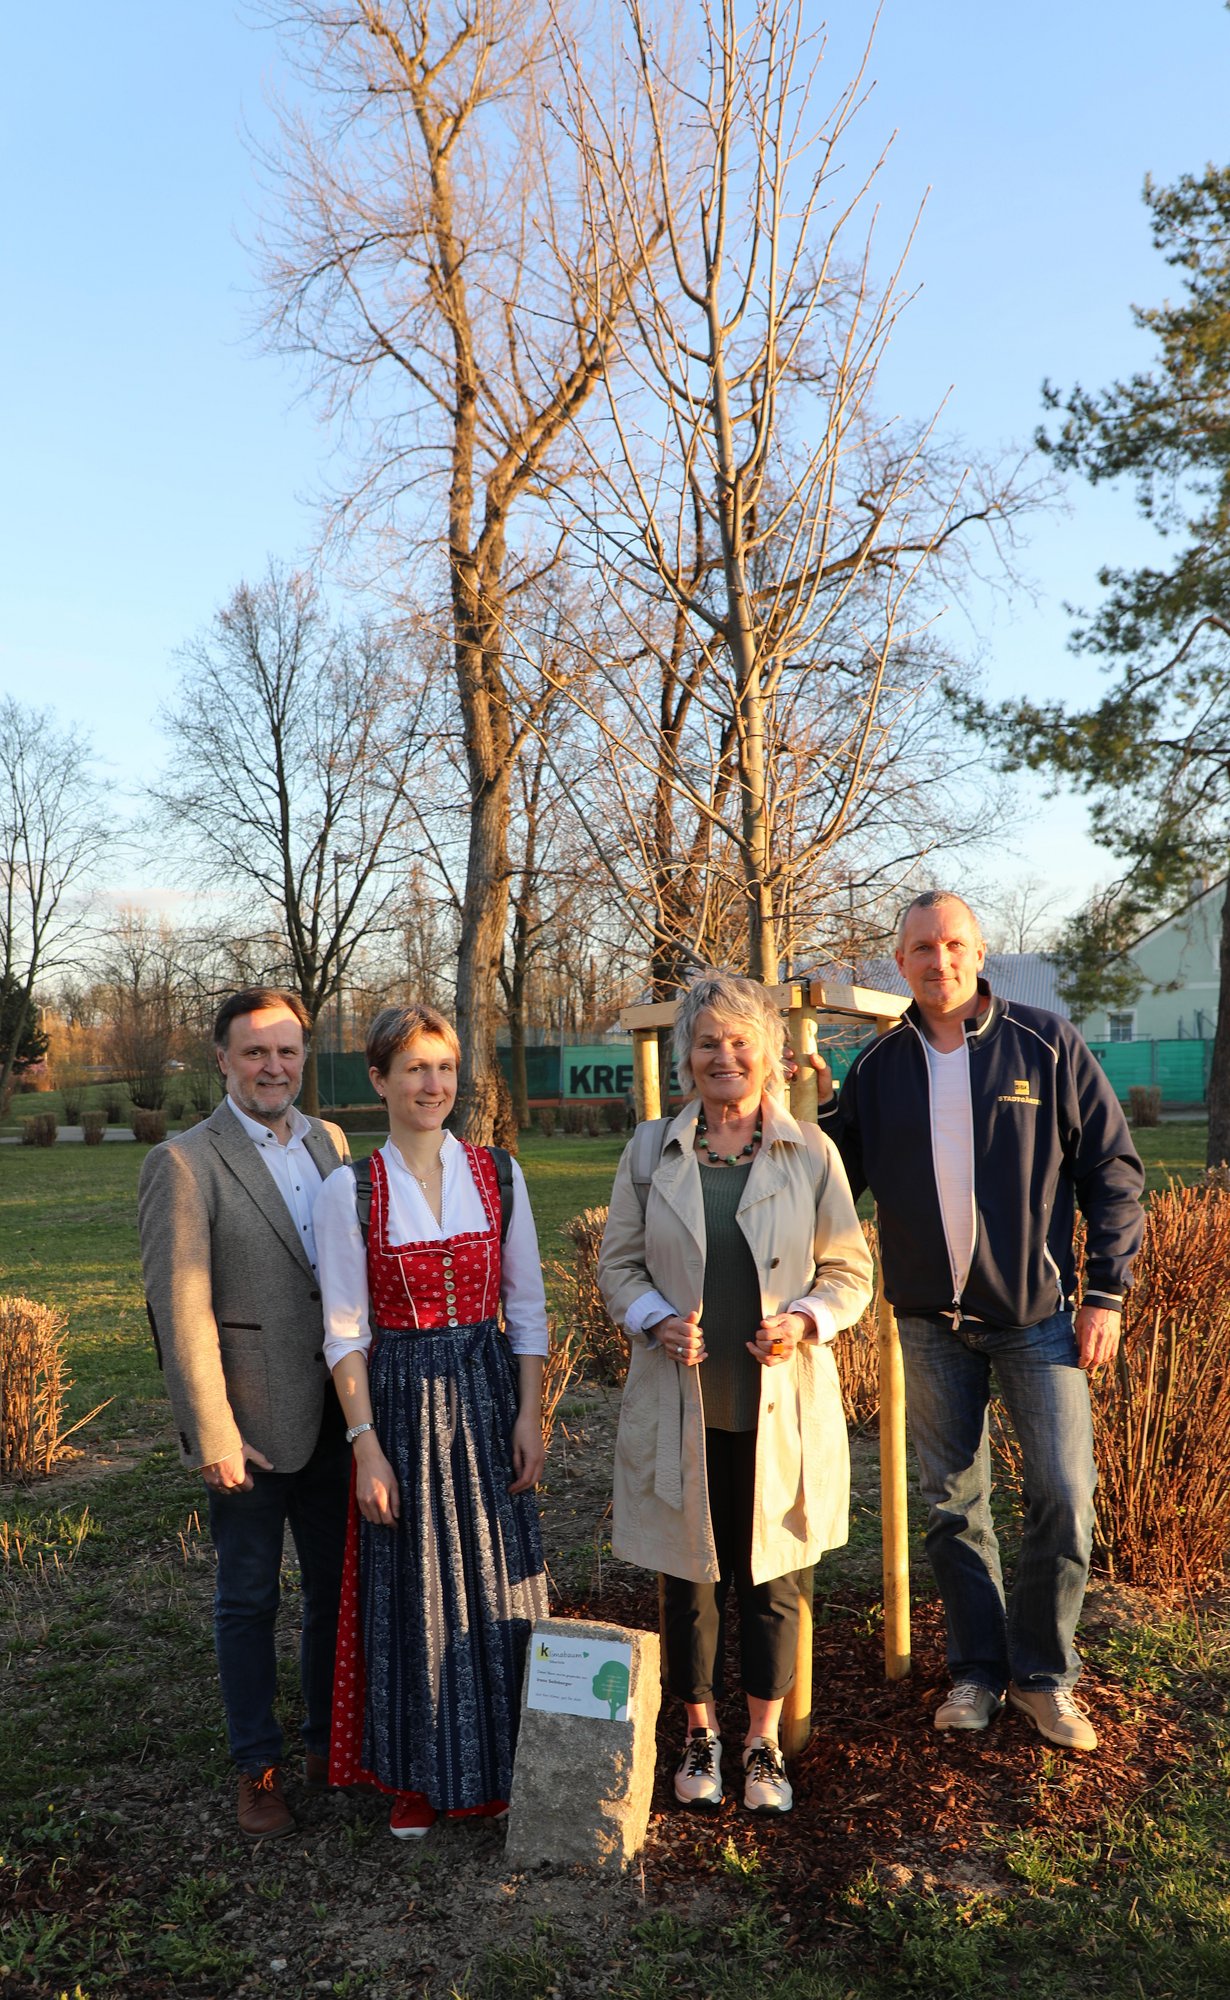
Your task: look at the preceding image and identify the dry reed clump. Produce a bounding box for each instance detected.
[131,1108,167,1144]
[541,1320,584,1454]
[547,1207,630,1386]
[20,1113,57,1147]
[833,1220,881,1430]
[993,1180,1230,1587]
[1094,1176,1230,1585]
[80,1110,107,1146]
[0,1296,73,1480]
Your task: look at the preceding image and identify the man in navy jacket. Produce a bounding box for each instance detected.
[817,891,1143,1750]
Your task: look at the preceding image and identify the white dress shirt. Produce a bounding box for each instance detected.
[225,1095,325,1272]
[315,1132,550,1369]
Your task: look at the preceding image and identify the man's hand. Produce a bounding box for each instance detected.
[1075,1304,1122,1373]
[200,1440,274,1494]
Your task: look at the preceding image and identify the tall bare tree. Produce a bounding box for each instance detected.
[96,908,188,1111]
[154,566,428,1111]
[257,0,664,1137]
[0,699,107,1110]
[552,0,1025,985]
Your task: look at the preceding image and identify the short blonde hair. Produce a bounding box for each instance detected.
[672,971,786,1099]
[365,1003,461,1078]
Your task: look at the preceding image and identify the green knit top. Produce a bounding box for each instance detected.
[698,1161,762,1433]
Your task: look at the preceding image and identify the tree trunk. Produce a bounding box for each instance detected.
[301,1039,321,1117]
[1206,879,1230,1167]
[507,890,529,1130]
[454,764,512,1142]
[0,973,36,1120]
[710,300,778,986]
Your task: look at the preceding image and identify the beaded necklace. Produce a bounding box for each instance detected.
[695,1107,762,1167]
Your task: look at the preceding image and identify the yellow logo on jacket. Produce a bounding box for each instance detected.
[999,1077,1041,1107]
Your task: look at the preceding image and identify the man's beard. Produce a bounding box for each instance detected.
[231,1080,299,1122]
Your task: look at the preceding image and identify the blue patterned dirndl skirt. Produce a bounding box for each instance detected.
[360,1315,548,1808]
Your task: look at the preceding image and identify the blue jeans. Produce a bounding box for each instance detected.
[207,1417,350,1775]
[895,1310,1096,1692]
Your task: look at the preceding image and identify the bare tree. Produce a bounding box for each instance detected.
[546,585,1001,991]
[256,0,665,1137]
[0,699,107,1111]
[978,876,1062,957]
[153,566,429,1111]
[96,909,186,1110]
[551,0,1027,985]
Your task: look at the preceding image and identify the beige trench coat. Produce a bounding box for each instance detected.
[598,1095,873,1586]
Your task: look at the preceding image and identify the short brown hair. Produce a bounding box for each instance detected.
[213,988,312,1050]
[365,1003,461,1078]
[895,891,982,951]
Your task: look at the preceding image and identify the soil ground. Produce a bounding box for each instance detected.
[2,1389,1219,2000]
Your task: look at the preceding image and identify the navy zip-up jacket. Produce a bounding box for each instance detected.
[817,980,1144,1329]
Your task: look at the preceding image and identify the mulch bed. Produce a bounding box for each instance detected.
[560,1575,1199,1944]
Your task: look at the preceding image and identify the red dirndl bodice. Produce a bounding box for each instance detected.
[365,1143,504,1329]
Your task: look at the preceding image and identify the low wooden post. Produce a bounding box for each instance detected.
[876,1265,911,1680]
[877,1284,910,1679]
[631,1027,661,1122]
[787,995,819,1123]
[779,1566,815,1758]
[872,1011,911,1681]
[783,988,819,1750]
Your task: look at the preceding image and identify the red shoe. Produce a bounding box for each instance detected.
[389,1791,437,1840]
[444,1799,509,1822]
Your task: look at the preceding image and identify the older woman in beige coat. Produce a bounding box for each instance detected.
[599,973,872,1818]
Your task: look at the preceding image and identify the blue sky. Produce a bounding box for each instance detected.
[3,1,1228,920]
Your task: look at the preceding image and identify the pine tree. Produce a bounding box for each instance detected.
[965,165,1230,1164]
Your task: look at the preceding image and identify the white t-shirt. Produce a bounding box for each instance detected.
[923,1039,976,1297]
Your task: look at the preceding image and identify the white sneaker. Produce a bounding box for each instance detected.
[934,1682,1004,1732]
[742,1736,792,1815]
[674,1728,723,1808]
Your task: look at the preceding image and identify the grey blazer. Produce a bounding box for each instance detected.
[138,1099,350,1473]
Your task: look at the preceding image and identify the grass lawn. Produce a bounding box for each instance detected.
[2,1128,1229,1997]
[1132,1119,1211,1193]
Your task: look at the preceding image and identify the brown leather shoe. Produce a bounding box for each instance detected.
[237,1767,294,1839]
[304,1751,330,1789]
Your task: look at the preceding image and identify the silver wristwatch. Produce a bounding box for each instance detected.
[345,1421,375,1446]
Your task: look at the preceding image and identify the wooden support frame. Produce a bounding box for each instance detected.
[620,980,912,1739]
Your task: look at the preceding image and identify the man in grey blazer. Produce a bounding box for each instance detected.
[139,988,351,1839]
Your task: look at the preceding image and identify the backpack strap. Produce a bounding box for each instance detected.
[352,1154,374,1245]
[354,1147,514,1244]
[488,1145,514,1242]
[629,1116,671,1214]
[354,1152,512,1240]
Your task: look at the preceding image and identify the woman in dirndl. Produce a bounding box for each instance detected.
[314,1003,549,1839]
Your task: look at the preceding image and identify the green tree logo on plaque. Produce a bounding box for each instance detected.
[591,1661,630,1720]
